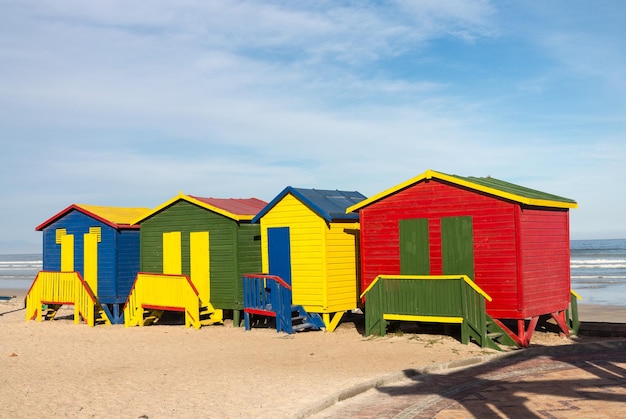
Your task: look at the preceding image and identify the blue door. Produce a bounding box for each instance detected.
[267,227,292,285]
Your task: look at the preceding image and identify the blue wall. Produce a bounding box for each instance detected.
[41,209,140,303]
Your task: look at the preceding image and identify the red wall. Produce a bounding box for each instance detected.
[359,179,571,320]
[517,207,571,317]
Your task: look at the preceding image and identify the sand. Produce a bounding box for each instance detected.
[0,288,621,419]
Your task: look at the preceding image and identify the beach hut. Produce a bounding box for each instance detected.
[248,187,366,332]
[127,192,266,327]
[29,204,149,324]
[347,169,578,346]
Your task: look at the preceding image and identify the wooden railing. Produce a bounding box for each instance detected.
[242,274,293,333]
[361,275,496,348]
[568,289,582,334]
[25,271,110,326]
[123,273,201,329]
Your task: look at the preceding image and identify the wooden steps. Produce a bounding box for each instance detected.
[26,271,112,326]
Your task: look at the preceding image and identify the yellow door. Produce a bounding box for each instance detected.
[163,231,182,274]
[84,228,100,294]
[61,234,75,272]
[190,231,210,304]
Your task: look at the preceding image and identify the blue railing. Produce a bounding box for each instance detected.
[242,274,293,333]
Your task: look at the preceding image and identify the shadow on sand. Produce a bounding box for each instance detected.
[369,339,626,418]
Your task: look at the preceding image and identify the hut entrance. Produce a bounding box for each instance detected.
[267,227,292,285]
[441,216,475,279]
[83,228,100,293]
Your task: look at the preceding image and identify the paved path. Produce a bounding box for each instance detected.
[304,341,626,418]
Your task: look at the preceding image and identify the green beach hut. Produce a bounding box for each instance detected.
[131,192,267,325]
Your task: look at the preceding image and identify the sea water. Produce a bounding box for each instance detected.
[1,239,626,305]
[0,253,41,291]
[570,238,626,306]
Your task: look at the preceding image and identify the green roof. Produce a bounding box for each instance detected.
[347,169,578,213]
[448,174,577,205]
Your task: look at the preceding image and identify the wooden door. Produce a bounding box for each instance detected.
[60,233,74,272]
[163,231,182,275]
[267,227,292,285]
[441,216,474,279]
[399,218,430,275]
[84,227,100,294]
[190,231,210,304]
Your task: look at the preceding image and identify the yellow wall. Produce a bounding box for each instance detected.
[260,194,359,313]
[325,222,359,311]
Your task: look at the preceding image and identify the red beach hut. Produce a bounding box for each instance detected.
[347,169,578,346]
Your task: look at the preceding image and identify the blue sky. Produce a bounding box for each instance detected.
[1,0,625,250]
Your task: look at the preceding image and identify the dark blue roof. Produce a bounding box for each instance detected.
[252,187,367,223]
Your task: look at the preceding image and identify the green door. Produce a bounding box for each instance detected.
[441,216,474,279]
[399,218,430,275]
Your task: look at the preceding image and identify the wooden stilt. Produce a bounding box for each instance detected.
[493,316,539,347]
[525,316,539,345]
[550,310,570,337]
[493,318,525,347]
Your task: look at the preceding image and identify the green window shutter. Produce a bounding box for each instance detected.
[399,218,430,275]
[441,216,474,280]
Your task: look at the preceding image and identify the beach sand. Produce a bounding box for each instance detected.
[1,288,622,418]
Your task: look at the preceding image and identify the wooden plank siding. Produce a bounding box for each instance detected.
[260,194,325,308]
[359,180,522,317]
[39,209,133,304]
[259,193,360,313]
[517,207,570,317]
[139,200,262,311]
[353,170,576,324]
[235,224,263,308]
[114,230,141,304]
[324,221,359,311]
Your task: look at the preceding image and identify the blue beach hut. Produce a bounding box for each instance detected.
[32,204,149,323]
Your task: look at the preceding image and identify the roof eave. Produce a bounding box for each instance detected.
[345,169,577,213]
[36,204,125,231]
[133,192,249,225]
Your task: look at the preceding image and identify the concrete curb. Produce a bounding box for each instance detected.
[579,321,626,337]
[293,339,626,419]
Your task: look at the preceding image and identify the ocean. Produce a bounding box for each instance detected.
[2,239,626,306]
[570,238,626,306]
[0,253,42,291]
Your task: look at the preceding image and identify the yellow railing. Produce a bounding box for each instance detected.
[25,271,110,327]
[124,273,201,329]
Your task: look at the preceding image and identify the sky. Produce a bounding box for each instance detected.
[1,0,625,251]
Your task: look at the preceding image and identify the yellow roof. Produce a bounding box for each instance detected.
[76,204,150,226]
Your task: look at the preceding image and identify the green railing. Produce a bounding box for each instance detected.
[568,289,582,334]
[361,275,499,348]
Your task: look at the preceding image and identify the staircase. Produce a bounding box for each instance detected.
[242,274,324,334]
[200,303,223,326]
[362,274,519,351]
[141,309,165,326]
[481,315,519,350]
[42,302,111,325]
[289,305,325,333]
[26,271,112,326]
[123,273,223,329]
[43,304,62,321]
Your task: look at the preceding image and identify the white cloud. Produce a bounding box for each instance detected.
[1,1,626,245]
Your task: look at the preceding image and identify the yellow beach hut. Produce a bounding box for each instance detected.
[250,187,366,332]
